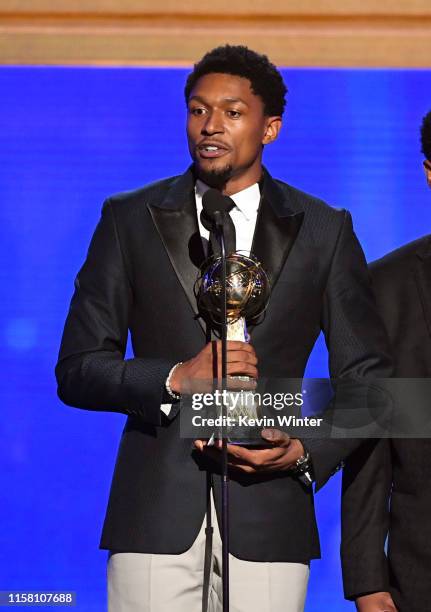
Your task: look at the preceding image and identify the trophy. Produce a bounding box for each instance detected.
[196,251,271,444]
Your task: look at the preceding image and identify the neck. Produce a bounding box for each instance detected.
[223,160,263,196]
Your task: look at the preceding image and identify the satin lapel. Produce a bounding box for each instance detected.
[251,171,304,291]
[147,169,206,333]
[415,236,431,338]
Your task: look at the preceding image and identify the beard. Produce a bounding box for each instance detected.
[194,163,234,190]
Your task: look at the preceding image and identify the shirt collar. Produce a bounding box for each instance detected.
[195,180,260,221]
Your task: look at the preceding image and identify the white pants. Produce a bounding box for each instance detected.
[108,497,309,612]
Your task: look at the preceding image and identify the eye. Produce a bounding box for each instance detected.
[227,110,241,119]
[189,107,207,116]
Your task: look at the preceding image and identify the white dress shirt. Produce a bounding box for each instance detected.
[195,179,260,256]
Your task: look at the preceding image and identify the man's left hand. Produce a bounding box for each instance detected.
[194,428,305,473]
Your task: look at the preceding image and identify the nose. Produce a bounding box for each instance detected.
[201,110,224,136]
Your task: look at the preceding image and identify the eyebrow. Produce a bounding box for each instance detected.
[189,95,249,107]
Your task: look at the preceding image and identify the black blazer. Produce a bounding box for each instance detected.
[56,167,391,562]
[342,236,431,611]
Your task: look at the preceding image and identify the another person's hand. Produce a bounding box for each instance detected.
[194,429,305,474]
[170,340,258,394]
[356,592,398,612]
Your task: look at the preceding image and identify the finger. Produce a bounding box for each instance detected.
[226,454,286,472]
[261,428,291,447]
[226,363,258,378]
[212,341,257,358]
[225,350,258,365]
[227,443,275,459]
[194,439,207,451]
[227,462,258,474]
[227,455,268,471]
[225,341,256,353]
[213,349,257,368]
[226,444,286,468]
[201,439,228,451]
[204,341,256,361]
[225,351,258,364]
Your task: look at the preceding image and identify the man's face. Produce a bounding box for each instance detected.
[424,159,431,188]
[186,72,281,195]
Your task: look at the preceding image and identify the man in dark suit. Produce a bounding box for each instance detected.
[342,109,431,612]
[56,45,391,611]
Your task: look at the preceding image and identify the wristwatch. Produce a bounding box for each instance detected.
[291,450,314,487]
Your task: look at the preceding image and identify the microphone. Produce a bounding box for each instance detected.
[201,189,236,255]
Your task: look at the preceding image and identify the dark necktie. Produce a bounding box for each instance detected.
[201,194,236,258]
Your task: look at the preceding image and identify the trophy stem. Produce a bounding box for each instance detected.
[226,317,249,342]
[225,317,262,438]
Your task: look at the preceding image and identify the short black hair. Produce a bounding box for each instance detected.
[184,45,287,117]
[420,110,431,161]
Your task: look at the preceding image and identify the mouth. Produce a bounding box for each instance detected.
[197,142,230,159]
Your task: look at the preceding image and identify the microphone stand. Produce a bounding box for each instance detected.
[213,211,230,612]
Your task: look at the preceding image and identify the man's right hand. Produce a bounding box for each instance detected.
[356,592,398,612]
[170,340,258,394]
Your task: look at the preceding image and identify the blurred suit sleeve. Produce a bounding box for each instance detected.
[341,438,392,598]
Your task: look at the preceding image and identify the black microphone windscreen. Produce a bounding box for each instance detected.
[200,188,237,254]
[202,189,226,218]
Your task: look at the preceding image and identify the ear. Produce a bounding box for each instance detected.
[262,116,282,145]
[424,161,431,188]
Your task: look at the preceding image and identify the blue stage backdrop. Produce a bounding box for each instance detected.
[1,66,430,611]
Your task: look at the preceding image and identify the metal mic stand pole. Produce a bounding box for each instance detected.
[215,218,229,612]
